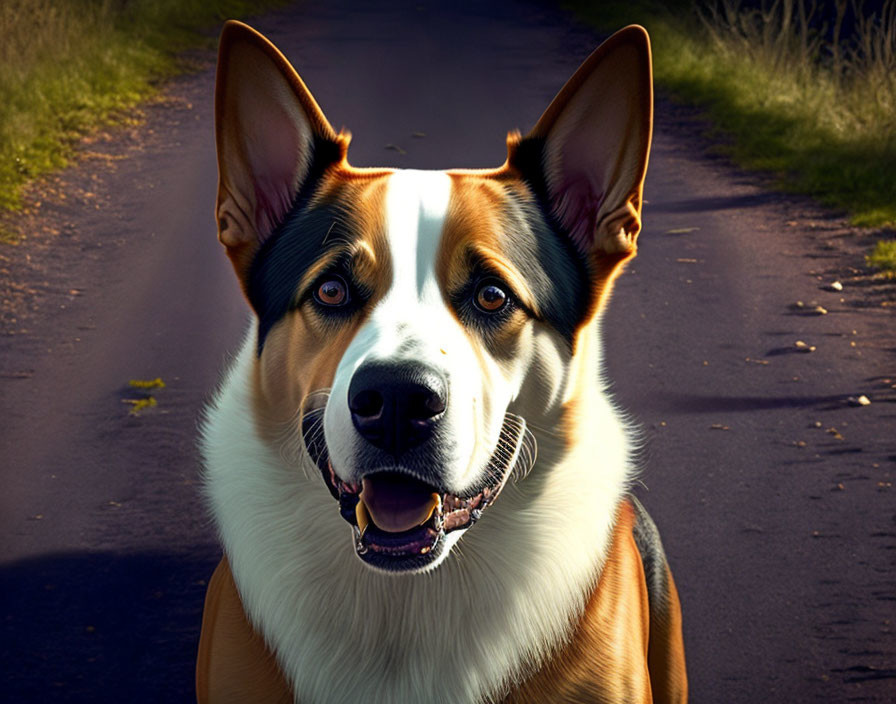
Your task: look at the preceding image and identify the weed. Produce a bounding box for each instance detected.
[867,239,896,276]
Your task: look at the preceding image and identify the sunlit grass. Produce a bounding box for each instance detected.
[867,239,896,277]
[0,0,277,212]
[565,0,896,227]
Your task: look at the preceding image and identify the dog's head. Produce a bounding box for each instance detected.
[213,21,652,573]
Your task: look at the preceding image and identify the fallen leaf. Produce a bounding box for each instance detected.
[123,397,157,414]
[129,377,165,389]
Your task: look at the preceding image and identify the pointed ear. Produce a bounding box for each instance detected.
[515,26,653,258]
[214,21,343,264]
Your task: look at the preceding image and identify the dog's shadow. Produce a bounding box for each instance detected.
[1,550,218,702]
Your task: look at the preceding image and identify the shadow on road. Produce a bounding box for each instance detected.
[648,192,781,214]
[1,550,219,702]
[655,391,850,413]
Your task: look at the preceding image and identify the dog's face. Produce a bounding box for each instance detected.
[213,22,652,573]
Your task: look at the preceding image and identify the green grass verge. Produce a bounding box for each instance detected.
[564,0,896,228]
[0,0,278,213]
[867,239,896,277]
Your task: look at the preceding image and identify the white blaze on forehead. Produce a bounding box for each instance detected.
[383,169,452,305]
[358,169,460,363]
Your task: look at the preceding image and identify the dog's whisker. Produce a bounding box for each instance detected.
[521,420,565,440]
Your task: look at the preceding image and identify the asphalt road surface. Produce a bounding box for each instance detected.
[2,1,894,702]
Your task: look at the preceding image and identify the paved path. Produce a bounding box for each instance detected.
[1,1,894,701]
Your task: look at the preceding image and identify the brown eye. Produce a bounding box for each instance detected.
[474,281,508,313]
[314,277,349,307]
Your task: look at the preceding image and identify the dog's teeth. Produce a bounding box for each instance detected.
[355,500,370,537]
[419,493,441,526]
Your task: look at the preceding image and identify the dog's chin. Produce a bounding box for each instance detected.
[355,526,456,574]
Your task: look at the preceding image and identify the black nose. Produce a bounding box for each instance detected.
[348,361,447,457]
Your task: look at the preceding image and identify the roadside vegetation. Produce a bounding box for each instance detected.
[0,0,275,214]
[566,0,896,230]
[867,239,896,276]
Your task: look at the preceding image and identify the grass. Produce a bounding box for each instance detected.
[867,239,896,276]
[0,0,277,214]
[564,0,896,228]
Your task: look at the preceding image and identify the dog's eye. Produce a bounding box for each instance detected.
[314,277,349,307]
[474,280,508,313]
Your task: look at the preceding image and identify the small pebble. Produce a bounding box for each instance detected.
[794,340,816,352]
[848,395,871,407]
[823,281,843,292]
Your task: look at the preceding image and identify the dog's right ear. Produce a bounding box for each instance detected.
[214,21,343,281]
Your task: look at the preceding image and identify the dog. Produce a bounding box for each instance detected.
[196,20,686,704]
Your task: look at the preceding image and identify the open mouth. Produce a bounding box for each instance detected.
[328,467,503,568]
[301,402,533,571]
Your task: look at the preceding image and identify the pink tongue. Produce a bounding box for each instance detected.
[361,474,439,533]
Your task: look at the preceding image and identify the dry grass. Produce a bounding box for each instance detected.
[566,0,896,227]
[0,0,276,212]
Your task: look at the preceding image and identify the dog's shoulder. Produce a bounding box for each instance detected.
[502,498,687,703]
[196,559,292,704]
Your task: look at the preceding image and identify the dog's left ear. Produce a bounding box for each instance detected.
[514,26,653,259]
[214,21,343,279]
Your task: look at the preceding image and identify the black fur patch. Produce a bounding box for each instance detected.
[248,203,352,353]
[503,203,589,346]
[248,137,350,355]
[631,495,673,619]
[247,137,348,353]
[502,138,591,345]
